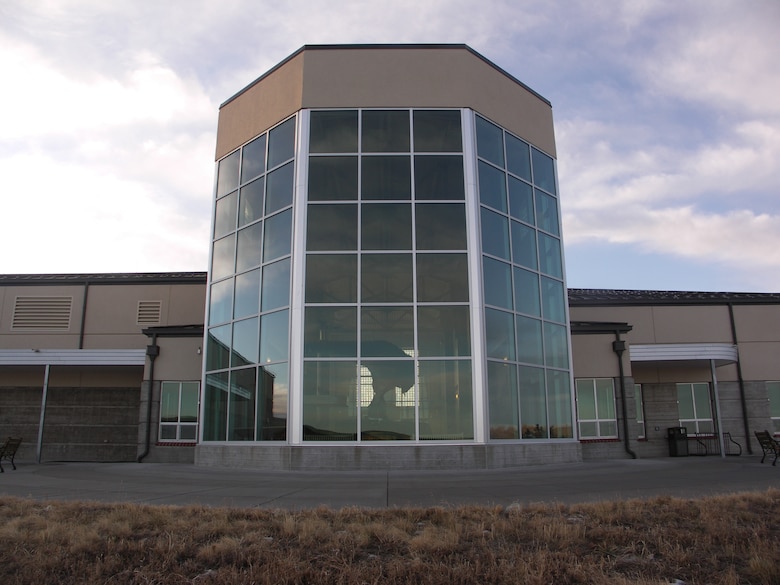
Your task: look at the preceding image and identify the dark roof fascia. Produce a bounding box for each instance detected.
[0,272,208,287]
[220,43,550,109]
[142,324,204,338]
[568,288,780,307]
[570,321,633,335]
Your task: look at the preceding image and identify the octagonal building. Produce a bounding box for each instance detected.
[199,44,576,469]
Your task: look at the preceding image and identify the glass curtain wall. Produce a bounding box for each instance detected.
[476,115,573,440]
[303,109,474,442]
[203,116,296,442]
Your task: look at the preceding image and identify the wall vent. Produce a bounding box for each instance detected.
[12,296,73,330]
[137,300,162,325]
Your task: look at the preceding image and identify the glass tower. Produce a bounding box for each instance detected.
[202,45,574,466]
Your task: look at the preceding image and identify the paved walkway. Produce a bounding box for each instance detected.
[1,456,778,509]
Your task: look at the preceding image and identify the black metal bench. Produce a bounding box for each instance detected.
[754,430,780,466]
[0,437,22,472]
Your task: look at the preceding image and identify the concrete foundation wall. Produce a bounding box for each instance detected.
[195,442,582,471]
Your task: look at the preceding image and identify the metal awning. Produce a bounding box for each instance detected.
[0,349,146,366]
[629,343,738,366]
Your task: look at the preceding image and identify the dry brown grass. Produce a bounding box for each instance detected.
[1,490,779,584]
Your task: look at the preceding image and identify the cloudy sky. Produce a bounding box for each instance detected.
[2,0,779,292]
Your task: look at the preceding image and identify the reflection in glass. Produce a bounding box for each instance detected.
[541,277,566,323]
[516,316,543,365]
[214,191,237,238]
[415,203,467,250]
[306,204,357,251]
[361,203,412,250]
[261,258,291,311]
[304,306,357,357]
[180,382,199,424]
[488,361,519,439]
[211,235,235,281]
[413,110,462,152]
[303,361,357,440]
[362,156,411,199]
[209,278,233,325]
[310,110,358,153]
[217,151,239,198]
[505,133,531,181]
[547,369,572,437]
[236,222,263,272]
[305,254,357,303]
[538,233,563,279]
[203,372,228,440]
[258,363,288,440]
[229,367,256,441]
[361,253,413,303]
[481,208,510,260]
[206,324,231,371]
[519,366,547,438]
[361,307,414,355]
[478,161,507,212]
[544,322,570,369]
[482,257,512,310]
[238,177,264,227]
[514,267,540,317]
[231,317,258,367]
[535,190,559,236]
[419,360,473,440]
[267,117,296,169]
[241,134,266,183]
[361,360,416,440]
[485,308,515,361]
[508,177,534,224]
[416,253,469,302]
[265,161,295,214]
[160,382,179,423]
[511,221,538,270]
[417,306,471,357]
[260,309,289,364]
[414,156,465,200]
[308,156,358,201]
[476,116,504,167]
[263,208,292,262]
[362,110,410,152]
[531,147,556,195]
[234,269,260,319]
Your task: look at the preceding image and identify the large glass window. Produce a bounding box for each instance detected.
[302,108,472,443]
[159,381,199,441]
[204,115,296,443]
[476,114,571,442]
[576,378,617,439]
[677,383,713,435]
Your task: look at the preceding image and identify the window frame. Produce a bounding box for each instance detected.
[767,381,780,435]
[575,378,618,440]
[676,382,714,436]
[159,381,201,443]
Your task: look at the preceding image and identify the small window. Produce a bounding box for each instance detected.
[576,378,618,439]
[159,381,200,442]
[635,384,646,439]
[676,383,713,435]
[767,381,780,435]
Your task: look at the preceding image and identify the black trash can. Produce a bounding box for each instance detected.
[667,426,688,457]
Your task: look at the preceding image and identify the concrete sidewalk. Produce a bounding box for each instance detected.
[1,456,778,510]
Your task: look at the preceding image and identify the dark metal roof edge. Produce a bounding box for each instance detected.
[568,288,780,306]
[220,43,550,109]
[570,321,633,335]
[142,324,205,338]
[0,272,208,286]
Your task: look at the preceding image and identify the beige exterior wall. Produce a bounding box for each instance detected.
[215,45,556,160]
[571,334,624,378]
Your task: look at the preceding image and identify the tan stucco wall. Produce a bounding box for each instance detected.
[215,46,556,160]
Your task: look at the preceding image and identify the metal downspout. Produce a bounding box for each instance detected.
[613,336,637,459]
[137,335,159,462]
[728,303,752,454]
[78,280,90,349]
